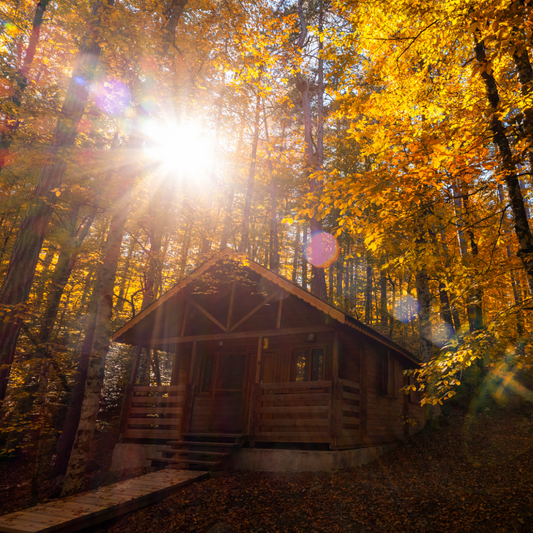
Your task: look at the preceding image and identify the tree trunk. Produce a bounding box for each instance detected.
[161,0,189,54]
[292,226,300,283]
[263,105,279,273]
[60,122,143,495]
[0,0,50,172]
[475,36,533,295]
[239,92,261,254]
[60,191,132,496]
[301,225,308,290]
[365,252,373,325]
[379,262,387,327]
[0,0,111,402]
[415,268,433,362]
[38,207,95,347]
[294,0,327,300]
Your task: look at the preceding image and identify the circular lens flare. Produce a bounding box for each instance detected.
[93,78,130,116]
[393,295,419,323]
[304,231,340,268]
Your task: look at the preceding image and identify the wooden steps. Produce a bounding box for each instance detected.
[149,433,247,471]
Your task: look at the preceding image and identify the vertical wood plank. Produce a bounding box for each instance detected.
[248,383,261,446]
[180,383,196,436]
[180,301,189,337]
[332,330,339,378]
[276,296,283,329]
[360,344,368,440]
[119,384,132,437]
[226,281,236,330]
[255,336,263,383]
[188,341,197,384]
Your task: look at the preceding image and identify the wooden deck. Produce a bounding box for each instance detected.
[0,469,207,533]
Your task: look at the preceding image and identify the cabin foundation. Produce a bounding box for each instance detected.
[228,443,398,472]
[110,442,399,473]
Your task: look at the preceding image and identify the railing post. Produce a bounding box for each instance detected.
[249,383,261,447]
[118,384,133,440]
[180,384,195,437]
[330,378,342,449]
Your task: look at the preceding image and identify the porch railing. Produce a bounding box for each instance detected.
[120,384,190,440]
[249,378,361,447]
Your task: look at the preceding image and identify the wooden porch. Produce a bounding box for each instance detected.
[119,378,362,451]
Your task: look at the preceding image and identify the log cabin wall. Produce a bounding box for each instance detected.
[360,337,424,445]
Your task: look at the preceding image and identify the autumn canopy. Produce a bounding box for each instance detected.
[0,0,532,496]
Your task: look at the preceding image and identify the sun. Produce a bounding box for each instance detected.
[142,120,215,181]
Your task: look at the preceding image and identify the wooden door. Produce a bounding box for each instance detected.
[210,353,247,432]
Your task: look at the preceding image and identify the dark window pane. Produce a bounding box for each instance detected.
[201,354,214,392]
[310,348,324,381]
[295,350,307,382]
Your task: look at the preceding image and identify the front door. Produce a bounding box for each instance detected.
[209,353,247,432]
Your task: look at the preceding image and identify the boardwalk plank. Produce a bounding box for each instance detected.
[0,470,207,533]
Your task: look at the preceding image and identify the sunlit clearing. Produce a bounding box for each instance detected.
[143,120,215,182]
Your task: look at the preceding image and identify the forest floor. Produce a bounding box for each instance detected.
[2,404,533,532]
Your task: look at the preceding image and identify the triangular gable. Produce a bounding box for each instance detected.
[112,248,418,363]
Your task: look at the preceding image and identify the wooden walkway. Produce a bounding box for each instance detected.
[0,469,207,533]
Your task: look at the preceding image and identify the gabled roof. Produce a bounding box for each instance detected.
[112,248,419,363]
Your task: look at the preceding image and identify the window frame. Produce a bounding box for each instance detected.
[380,349,396,398]
[292,345,326,383]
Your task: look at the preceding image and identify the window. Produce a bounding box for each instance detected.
[379,349,395,397]
[294,348,324,382]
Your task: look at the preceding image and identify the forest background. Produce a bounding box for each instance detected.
[0,0,532,499]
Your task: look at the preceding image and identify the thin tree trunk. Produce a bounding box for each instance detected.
[0,0,50,172]
[219,187,234,250]
[415,268,433,362]
[475,36,533,295]
[263,105,279,273]
[38,208,95,347]
[292,226,300,283]
[365,253,373,325]
[239,92,261,254]
[0,0,111,402]
[161,0,189,54]
[294,0,327,300]
[302,225,308,290]
[380,262,387,327]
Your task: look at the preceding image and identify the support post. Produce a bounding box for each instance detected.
[188,341,198,384]
[330,377,342,449]
[360,345,368,441]
[254,336,263,383]
[332,330,339,379]
[276,295,283,329]
[248,383,261,447]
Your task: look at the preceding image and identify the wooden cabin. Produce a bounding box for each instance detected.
[112,249,424,469]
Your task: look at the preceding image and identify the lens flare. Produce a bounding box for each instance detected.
[93,79,130,116]
[393,295,419,323]
[304,231,340,268]
[429,320,454,347]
